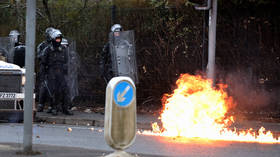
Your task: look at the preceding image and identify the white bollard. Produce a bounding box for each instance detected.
[104,76,136,156]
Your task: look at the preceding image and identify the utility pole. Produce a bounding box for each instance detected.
[195,0,218,84]
[207,0,217,83]
[23,0,36,153]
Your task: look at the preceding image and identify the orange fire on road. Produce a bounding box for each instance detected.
[142,74,280,143]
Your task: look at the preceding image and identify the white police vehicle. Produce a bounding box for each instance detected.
[0,60,35,122]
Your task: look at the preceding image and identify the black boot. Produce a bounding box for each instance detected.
[62,109,73,115]
[46,106,52,113]
[37,104,44,112]
[61,103,74,115]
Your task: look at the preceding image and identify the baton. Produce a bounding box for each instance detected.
[43,80,54,99]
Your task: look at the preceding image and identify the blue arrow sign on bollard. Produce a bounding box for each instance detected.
[113,81,134,107]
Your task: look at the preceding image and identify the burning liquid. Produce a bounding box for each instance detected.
[142,74,280,143]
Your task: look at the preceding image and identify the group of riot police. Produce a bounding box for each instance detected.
[36,27,74,115]
[1,28,73,116]
[1,23,138,116]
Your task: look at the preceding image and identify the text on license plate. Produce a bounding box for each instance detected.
[0,93,16,98]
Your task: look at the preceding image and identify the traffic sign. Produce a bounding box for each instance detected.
[104,76,136,151]
[113,81,134,107]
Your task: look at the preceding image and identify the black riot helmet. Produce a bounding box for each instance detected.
[45,27,54,42]
[50,29,63,48]
[9,30,20,45]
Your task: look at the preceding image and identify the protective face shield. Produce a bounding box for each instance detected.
[45,27,54,42]
[50,29,63,47]
[9,30,20,44]
[111,24,123,40]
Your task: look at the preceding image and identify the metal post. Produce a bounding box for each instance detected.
[23,0,36,152]
[207,0,217,83]
[111,5,116,25]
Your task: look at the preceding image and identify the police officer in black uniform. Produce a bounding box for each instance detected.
[37,27,54,58]
[9,30,25,67]
[37,27,54,112]
[99,24,123,83]
[40,29,73,115]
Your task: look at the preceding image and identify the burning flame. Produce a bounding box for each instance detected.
[142,74,280,143]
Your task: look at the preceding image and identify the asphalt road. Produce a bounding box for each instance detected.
[0,123,280,157]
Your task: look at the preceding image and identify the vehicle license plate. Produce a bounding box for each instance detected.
[0,92,16,99]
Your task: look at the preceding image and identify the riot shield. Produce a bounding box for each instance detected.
[109,30,138,84]
[65,39,80,102]
[0,37,15,63]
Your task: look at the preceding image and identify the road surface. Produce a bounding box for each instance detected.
[0,123,280,157]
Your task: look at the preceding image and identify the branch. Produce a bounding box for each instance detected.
[42,0,52,24]
[36,8,46,19]
[83,0,88,9]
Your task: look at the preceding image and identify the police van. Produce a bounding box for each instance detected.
[0,36,35,122]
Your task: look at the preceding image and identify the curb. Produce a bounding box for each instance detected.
[35,114,154,130]
[35,116,105,127]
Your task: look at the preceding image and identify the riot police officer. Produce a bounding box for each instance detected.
[37,27,54,112]
[37,27,54,58]
[99,24,122,83]
[99,24,138,84]
[9,30,21,47]
[9,30,25,67]
[40,29,73,115]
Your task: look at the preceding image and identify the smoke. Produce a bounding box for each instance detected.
[218,70,274,111]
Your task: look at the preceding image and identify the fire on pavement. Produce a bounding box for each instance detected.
[141,74,280,144]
